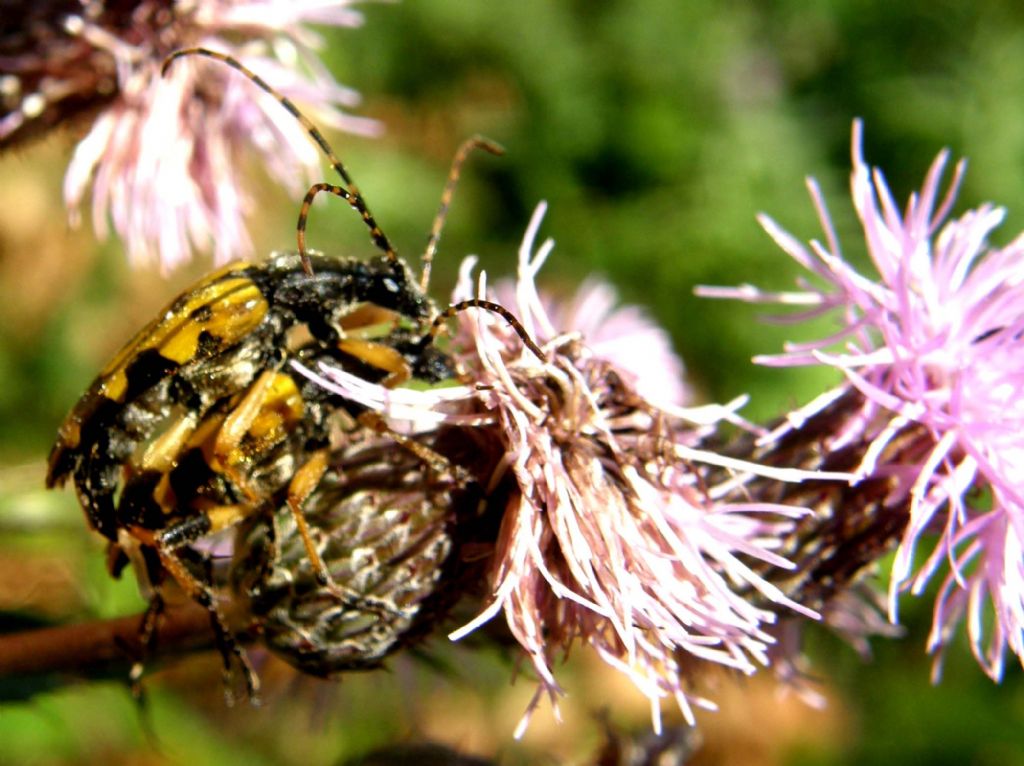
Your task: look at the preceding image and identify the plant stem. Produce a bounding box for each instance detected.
[0,602,217,679]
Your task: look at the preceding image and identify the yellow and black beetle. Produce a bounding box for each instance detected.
[45,48,534,696]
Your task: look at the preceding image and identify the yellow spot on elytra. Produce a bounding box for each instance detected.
[97,265,267,402]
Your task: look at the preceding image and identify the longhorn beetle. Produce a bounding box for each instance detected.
[48,46,546,699]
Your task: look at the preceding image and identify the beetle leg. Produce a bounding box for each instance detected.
[140,412,199,472]
[273,453,395,615]
[357,411,470,485]
[127,591,165,699]
[212,370,278,500]
[209,371,305,508]
[141,521,260,704]
[284,449,333,587]
[337,338,411,387]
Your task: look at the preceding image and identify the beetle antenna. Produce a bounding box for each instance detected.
[420,136,504,293]
[162,48,397,275]
[430,299,546,362]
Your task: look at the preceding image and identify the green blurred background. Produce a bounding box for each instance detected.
[2,0,1024,763]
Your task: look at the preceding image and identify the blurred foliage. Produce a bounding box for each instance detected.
[2,0,1024,763]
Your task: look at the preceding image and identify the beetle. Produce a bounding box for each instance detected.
[46,47,535,697]
[45,249,457,695]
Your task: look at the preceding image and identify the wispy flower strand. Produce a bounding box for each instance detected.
[2,0,378,272]
[701,120,1024,681]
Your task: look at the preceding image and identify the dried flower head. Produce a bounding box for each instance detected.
[701,121,1024,681]
[300,204,833,733]
[231,432,482,677]
[1,0,378,272]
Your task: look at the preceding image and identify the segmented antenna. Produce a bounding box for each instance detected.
[161,48,397,275]
[421,136,505,292]
[431,299,547,362]
[162,48,531,359]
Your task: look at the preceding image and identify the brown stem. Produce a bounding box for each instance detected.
[0,602,218,679]
[712,388,927,612]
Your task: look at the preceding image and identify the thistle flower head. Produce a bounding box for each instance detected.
[702,121,1024,681]
[488,273,690,407]
[301,204,827,733]
[3,0,378,272]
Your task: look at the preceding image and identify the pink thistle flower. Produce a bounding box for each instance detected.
[700,121,1024,681]
[488,276,691,407]
[2,0,378,272]
[299,203,835,733]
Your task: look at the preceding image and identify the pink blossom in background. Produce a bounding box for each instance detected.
[34,0,380,272]
[700,121,1024,682]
